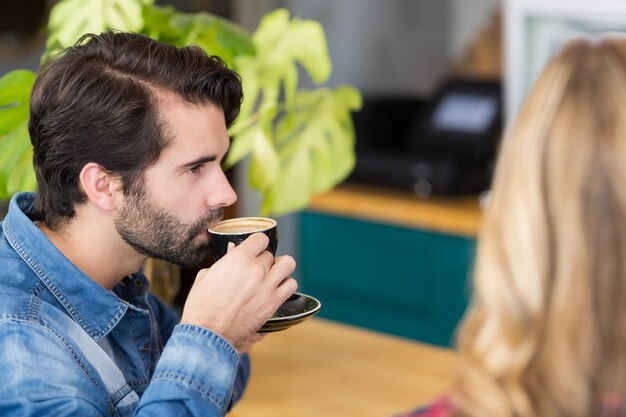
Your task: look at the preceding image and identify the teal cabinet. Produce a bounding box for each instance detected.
[299,211,475,347]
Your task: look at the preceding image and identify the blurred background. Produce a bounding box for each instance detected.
[2,0,625,347]
[0,0,500,92]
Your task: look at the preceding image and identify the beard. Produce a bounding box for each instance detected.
[114,190,223,269]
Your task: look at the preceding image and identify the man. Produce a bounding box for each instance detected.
[0,32,297,416]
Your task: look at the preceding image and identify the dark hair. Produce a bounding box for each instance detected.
[28,31,243,229]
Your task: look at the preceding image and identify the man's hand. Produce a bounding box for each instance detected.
[180,233,297,352]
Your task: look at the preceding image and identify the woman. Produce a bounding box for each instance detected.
[401,37,626,417]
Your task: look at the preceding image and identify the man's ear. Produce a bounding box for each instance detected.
[79,163,121,212]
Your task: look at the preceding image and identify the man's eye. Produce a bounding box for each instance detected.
[189,164,203,174]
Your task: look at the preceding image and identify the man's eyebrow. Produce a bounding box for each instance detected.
[179,155,217,169]
[179,150,230,169]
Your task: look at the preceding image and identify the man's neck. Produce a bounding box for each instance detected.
[37,215,146,290]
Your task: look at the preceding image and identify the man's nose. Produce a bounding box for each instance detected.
[208,171,237,208]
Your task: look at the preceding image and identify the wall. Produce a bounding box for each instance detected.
[235,0,500,95]
[235,0,450,96]
[449,0,500,63]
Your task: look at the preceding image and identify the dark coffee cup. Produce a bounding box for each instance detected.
[208,217,278,261]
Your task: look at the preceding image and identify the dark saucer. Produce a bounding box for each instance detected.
[259,292,321,333]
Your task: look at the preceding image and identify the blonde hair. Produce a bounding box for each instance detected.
[454,37,626,417]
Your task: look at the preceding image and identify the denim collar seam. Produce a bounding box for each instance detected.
[26,282,44,321]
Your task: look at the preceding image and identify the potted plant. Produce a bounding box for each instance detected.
[0,0,361,217]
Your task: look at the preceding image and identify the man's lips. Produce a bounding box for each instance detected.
[205,215,224,233]
[193,228,210,243]
[195,210,224,242]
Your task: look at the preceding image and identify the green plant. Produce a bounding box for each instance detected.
[0,0,361,216]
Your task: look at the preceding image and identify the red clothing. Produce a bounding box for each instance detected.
[394,396,453,417]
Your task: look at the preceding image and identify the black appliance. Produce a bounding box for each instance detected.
[348,79,502,197]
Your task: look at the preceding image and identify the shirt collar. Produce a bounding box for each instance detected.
[2,192,145,341]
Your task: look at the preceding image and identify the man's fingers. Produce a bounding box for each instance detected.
[268,255,297,286]
[258,250,275,269]
[275,277,298,302]
[226,242,236,253]
[235,233,271,256]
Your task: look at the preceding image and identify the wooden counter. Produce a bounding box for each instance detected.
[230,318,456,417]
[308,184,483,237]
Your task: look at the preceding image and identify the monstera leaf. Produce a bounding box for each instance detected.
[0,124,36,200]
[231,9,331,130]
[0,70,34,135]
[224,8,360,215]
[169,12,254,68]
[0,70,37,199]
[228,85,362,216]
[45,0,153,61]
[257,86,362,216]
[143,5,254,68]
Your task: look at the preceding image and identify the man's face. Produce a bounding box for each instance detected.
[114,95,237,269]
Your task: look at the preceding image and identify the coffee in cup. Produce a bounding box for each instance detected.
[208,217,278,261]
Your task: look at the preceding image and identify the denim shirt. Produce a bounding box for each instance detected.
[0,192,250,416]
